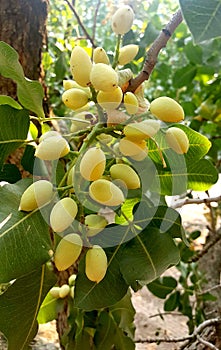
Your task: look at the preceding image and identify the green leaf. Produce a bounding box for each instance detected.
[184,42,203,64]
[55,52,67,81]
[0,41,25,83]
[119,227,180,288]
[0,180,53,283]
[37,292,63,324]
[0,164,21,183]
[173,64,197,88]
[179,0,221,43]
[0,105,30,169]
[147,276,177,299]
[94,311,135,350]
[164,291,180,311]
[0,42,45,119]
[187,159,218,191]
[74,249,129,311]
[0,95,22,109]
[0,265,56,350]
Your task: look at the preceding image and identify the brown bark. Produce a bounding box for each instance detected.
[0,0,48,98]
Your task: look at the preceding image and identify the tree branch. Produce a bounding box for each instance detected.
[135,317,221,344]
[127,9,183,92]
[172,195,221,209]
[64,0,96,48]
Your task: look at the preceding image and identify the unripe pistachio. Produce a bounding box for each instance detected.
[50,197,78,232]
[130,146,148,161]
[90,63,118,92]
[110,163,140,189]
[49,287,60,299]
[70,286,75,299]
[59,284,70,298]
[62,88,89,111]
[85,214,108,237]
[96,133,113,144]
[93,47,109,65]
[111,5,134,35]
[54,233,83,271]
[165,127,189,154]
[150,96,184,123]
[35,136,70,160]
[68,274,77,286]
[89,179,125,206]
[124,92,139,115]
[97,86,123,110]
[70,112,91,133]
[39,131,61,142]
[123,120,160,141]
[67,165,75,190]
[118,44,139,65]
[85,245,108,283]
[19,180,53,211]
[70,46,92,87]
[63,80,91,98]
[119,137,146,157]
[80,147,106,181]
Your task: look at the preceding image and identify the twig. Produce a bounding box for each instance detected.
[172,195,221,209]
[135,317,221,344]
[64,0,96,48]
[127,9,183,92]
[92,0,101,43]
[196,334,219,350]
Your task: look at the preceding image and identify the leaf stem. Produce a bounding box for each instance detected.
[112,34,122,69]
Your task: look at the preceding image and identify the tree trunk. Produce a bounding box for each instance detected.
[0,0,48,98]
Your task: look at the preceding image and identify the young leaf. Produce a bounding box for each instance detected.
[147,276,178,299]
[0,180,53,283]
[37,292,63,324]
[0,105,30,169]
[0,41,25,83]
[0,265,56,350]
[179,0,221,43]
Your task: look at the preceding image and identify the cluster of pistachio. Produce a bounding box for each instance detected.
[18,5,190,286]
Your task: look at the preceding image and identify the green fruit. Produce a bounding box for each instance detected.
[118,45,139,65]
[111,5,134,35]
[62,88,89,110]
[90,63,118,92]
[110,163,140,189]
[54,233,83,271]
[59,284,70,298]
[150,96,184,123]
[63,80,91,97]
[80,147,106,181]
[123,120,160,141]
[70,46,92,87]
[39,130,61,142]
[85,245,107,283]
[85,214,108,237]
[165,127,189,154]
[19,180,53,212]
[97,86,123,110]
[93,47,109,64]
[49,287,60,299]
[50,197,78,232]
[35,135,70,160]
[89,179,125,206]
[123,92,139,115]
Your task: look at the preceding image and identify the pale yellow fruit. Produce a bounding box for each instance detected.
[68,274,77,286]
[90,63,118,92]
[50,197,78,232]
[97,86,123,110]
[80,147,106,181]
[96,133,113,144]
[70,46,92,87]
[59,284,70,298]
[89,179,125,206]
[39,131,61,142]
[54,233,83,271]
[63,80,92,97]
[165,127,189,154]
[130,146,148,161]
[111,5,134,35]
[49,287,60,299]
[35,136,70,160]
[67,165,75,189]
[70,112,91,133]
[150,96,184,122]
[85,245,108,283]
[93,47,109,64]
[85,214,108,237]
[118,45,139,65]
[119,137,146,156]
[62,88,89,111]
[19,180,53,212]
[123,120,160,141]
[70,286,75,298]
[124,92,139,115]
[110,164,140,189]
